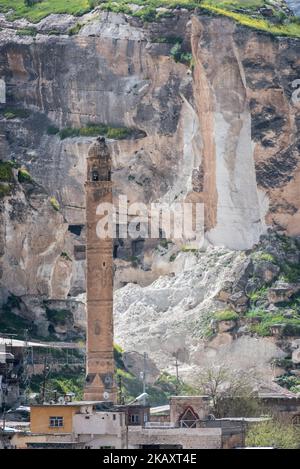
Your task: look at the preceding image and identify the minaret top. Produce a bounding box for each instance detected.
[87,137,111,183]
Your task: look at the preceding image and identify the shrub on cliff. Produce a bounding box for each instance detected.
[46,308,73,326]
[1,107,30,119]
[17,27,37,37]
[133,6,157,22]
[106,127,131,139]
[47,125,59,136]
[68,22,83,36]
[170,42,193,66]
[18,168,32,183]
[24,0,39,6]
[0,161,14,182]
[59,124,133,140]
[101,2,132,15]
[0,183,11,198]
[214,310,239,322]
[59,128,80,139]
[50,196,60,211]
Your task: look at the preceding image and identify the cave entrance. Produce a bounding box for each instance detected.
[131,239,144,256]
[68,225,84,236]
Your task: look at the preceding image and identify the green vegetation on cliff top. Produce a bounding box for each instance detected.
[0,0,91,22]
[58,123,133,140]
[0,1,299,37]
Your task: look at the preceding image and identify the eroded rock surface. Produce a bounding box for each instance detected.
[0,11,299,384]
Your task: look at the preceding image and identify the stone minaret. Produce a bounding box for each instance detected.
[84,137,117,403]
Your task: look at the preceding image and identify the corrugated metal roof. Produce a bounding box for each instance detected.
[0,337,83,349]
[150,405,170,414]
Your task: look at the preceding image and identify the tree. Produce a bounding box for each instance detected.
[196,364,261,418]
[246,420,300,449]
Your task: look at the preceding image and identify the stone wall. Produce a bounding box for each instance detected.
[128,426,222,449]
[170,396,211,424]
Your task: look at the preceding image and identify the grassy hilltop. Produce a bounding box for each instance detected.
[0,1,300,37]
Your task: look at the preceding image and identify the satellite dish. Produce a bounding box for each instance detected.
[103,392,110,400]
[58,397,65,404]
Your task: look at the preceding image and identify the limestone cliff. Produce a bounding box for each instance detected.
[0,10,299,386]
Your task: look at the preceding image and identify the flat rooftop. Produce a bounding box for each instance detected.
[0,337,83,349]
[31,400,117,409]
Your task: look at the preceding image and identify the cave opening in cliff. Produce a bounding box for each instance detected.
[68,225,84,236]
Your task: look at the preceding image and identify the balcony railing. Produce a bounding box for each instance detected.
[144,422,176,429]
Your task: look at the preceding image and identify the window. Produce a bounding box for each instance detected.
[130,414,139,424]
[49,416,64,428]
[92,170,99,181]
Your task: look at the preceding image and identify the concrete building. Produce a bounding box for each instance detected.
[258,393,300,424]
[84,138,117,403]
[28,401,127,449]
[12,397,244,450]
[73,409,126,449]
[5,393,283,449]
[128,396,245,449]
[5,390,298,450]
[121,404,150,427]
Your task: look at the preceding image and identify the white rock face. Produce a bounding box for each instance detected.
[114,247,285,382]
[292,349,300,365]
[206,111,268,250]
[161,96,202,204]
[80,12,145,40]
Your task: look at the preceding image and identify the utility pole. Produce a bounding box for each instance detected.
[2,335,14,430]
[2,362,8,432]
[118,375,124,405]
[174,352,180,396]
[138,353,148,406]
[2,396,6,432]
[22,329,31,404]
[143,352,147,395]
[41,356,50,404]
